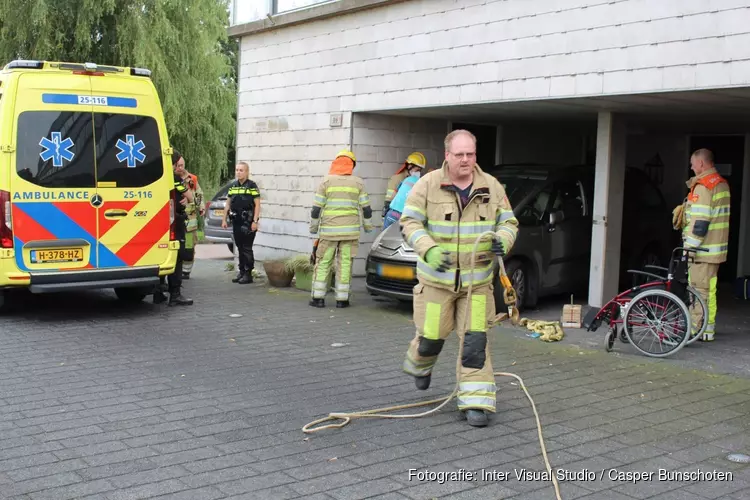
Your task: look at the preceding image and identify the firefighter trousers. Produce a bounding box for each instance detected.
[689,262,720,338]
[312,239,358,302]
[403,282,497,413]
[182,231,197,275]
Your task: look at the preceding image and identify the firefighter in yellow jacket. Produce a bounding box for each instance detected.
[399,130,519,428]
[309,150,374,308]
[677,148,731,342]
[384,152,426,215]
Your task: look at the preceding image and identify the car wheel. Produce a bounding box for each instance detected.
[227,243,234,254]
[495,260,527,313]
[114,287,148,303]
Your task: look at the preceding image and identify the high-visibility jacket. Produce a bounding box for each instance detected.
[400,162,519,291]
[310,172,373,241]
[384,170,408,210]
[683,167,730,264]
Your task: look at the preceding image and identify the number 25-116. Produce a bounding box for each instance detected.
[124,191,152,199]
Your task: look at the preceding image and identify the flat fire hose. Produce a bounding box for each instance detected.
[302,231,563,500]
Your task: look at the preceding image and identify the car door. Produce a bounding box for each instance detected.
[10,72,98,272]
[543,178,592,292]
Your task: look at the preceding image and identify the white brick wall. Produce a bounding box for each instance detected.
[349,113,447,274]
[237,0,750,268]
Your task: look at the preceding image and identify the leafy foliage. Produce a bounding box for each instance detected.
[0,0,237,189]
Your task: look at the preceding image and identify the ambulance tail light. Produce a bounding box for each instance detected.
[0,191,12,248]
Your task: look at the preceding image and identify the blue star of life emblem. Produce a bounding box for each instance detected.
[115,134,146,168]
[39,132,75,167]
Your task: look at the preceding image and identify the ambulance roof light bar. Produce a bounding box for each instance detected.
[130,67,152,77]
[4,60,44,70]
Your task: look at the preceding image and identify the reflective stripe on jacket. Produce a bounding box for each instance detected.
[399,162,519,291]
[683,168,730,264]
[310,174,373,241]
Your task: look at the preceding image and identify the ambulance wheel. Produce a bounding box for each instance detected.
[115,287,148,303]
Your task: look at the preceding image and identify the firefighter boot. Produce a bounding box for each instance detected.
[336,300,349,308]
[237,273,253,284]
[232,271,244,283]
[415,374,431,390]
[309,298,325,308]
[464,409,488,427]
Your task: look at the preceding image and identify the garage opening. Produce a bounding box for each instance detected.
[451,122,497,170]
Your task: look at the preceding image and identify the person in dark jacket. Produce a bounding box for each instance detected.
[153,150,194,305]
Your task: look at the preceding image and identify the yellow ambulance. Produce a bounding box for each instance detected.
[0,60,180,306]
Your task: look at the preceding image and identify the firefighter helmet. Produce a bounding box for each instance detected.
[405,152,426,169]
[336,150,357,163]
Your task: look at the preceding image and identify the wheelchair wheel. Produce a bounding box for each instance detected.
[684,286,708,345]
[623,288,691,358]
[605,327,616,352]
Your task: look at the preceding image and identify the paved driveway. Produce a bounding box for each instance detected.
[0,255,749,499]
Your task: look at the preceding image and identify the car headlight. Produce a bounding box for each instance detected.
[370,229,386,250]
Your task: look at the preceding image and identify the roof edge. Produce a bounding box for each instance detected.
[228,0,410,38]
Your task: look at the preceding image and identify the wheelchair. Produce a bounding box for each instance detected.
[582,246,708,358]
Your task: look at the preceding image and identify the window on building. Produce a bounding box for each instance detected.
[274,0,338,14]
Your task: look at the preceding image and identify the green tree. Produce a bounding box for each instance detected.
[0,0,237,190]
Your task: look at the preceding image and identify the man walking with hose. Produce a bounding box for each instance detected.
[399,129,519,427]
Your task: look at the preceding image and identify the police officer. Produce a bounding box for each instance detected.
[153,150,194,306]
[222,161,261,284]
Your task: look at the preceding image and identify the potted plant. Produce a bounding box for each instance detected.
[285,255,315,291]
[262,259,294,287]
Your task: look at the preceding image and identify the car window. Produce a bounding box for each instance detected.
[214,181,232,200]
[16,110,96,188]
[500,177,546,207]
[550,179,585,219]
[94,114,164,188]
[515,184,553,225]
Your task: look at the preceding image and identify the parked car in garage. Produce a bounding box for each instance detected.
[203,179,235,253]
[365,164,677,311]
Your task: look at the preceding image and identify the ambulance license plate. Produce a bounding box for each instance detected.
[30,248,84,264]
[379,264,414,281]
[212,209,224,217]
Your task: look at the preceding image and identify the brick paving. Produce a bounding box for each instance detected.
[0,252,748,499]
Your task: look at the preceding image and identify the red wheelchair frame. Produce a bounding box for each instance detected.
[582,246,707,356]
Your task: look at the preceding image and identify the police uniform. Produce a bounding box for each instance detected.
[154,173,193,305]
[228,178,260,284]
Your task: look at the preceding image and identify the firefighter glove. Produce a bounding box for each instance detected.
[491,236,506,257]
[425,246,451,272]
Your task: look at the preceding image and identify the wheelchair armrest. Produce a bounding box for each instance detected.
[626,269,664,281]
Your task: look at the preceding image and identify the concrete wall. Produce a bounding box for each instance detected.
[236,0,750,265]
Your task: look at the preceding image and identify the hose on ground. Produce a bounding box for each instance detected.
[302,231,563,500]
